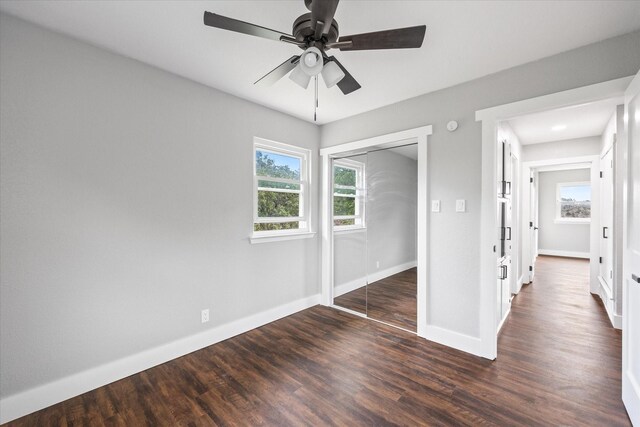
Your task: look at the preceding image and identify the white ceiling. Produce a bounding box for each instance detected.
[1,1,639,125]
[507,97,623,145]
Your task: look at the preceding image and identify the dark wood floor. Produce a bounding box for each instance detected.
[333,268,417,331]
[4,256,630,426]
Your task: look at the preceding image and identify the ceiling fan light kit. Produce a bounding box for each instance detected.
[203,0,426,119]
[299,47,323,76]
[321,61,345,88]
[289,64,312,89]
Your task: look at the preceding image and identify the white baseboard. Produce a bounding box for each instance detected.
[596,276,622,330]
[334,260,417,298]
[334,278,366,297]
[497,306,511,333]
[515,274,524,294]
[368,260,417,284]
[424,325,485,359]
[538,249,590,259]
[0,293,321,424]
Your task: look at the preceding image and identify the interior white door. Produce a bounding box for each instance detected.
[600,148,614,292]
[622,70,640,426]
[529,170,538,282]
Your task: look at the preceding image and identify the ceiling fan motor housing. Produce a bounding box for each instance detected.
[293,13,339,47]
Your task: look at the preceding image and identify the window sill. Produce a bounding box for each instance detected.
[333,227,367,235]
[250,231,316,244]
[554,218,590,225]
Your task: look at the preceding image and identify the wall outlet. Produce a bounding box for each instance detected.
[431,200,441,212]
[456,199,466,212]
[201,309,210,323]
[376,261,380,269]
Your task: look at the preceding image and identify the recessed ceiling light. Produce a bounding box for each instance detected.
[551,125,567,131]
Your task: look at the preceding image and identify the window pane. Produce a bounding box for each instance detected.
[334,219,355,226]
[560,184,591,218]
[258,190,300,217]
[254,222,299,231]
[258,180,300,191]
[334,196,355,216]
[334,166,356,186]
[256,150,300,180]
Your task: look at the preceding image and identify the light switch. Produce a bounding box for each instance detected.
[456,199,466,212]
[431,200,441,212]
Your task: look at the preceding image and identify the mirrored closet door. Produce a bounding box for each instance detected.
[332,144,418,332]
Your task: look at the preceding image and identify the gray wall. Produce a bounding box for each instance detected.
[367,149,417,274]
[333,149,417,288]
[538,169,591,253]
[320,31,640,337]
[0,14,320,398]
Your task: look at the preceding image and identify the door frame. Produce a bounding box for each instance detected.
[475,76,633,359]
[319,125,432,338]
[521,158,600,292]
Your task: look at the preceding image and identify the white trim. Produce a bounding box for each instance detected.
[0,293,321,424]
[555,181,591,222]
[321,126,431,340]
[497,306,511,333]
[476,76,633,121]
[477,77,630,360]
[334,277,367,298]
[368,261,417,284]
[249,231,316,244]
[536,163,591,172]
[538,249,590,259]
[332,227,366,235]
[252,136,311,237]
[424,325,484,357]
[320,126,433,156]
[516,274,525,293]
[334,261,418,297]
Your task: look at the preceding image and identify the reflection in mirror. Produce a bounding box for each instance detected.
[366,144,418,331]
[332,154,367,314]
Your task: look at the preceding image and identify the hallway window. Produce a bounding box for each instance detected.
[556,182,591,223]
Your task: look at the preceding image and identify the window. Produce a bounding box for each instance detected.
[253,138,311,239]
[556,182,591,223]
[333,158,365,230]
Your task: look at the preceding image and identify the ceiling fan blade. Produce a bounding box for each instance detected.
[327,57,361,95]
[338,25,426,51]
[310,0,340,36]
[254,55,301,86]
[203,11,293,43]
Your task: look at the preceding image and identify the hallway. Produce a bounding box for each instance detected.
[498,255,630,425]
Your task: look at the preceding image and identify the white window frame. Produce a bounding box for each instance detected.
[251,137,312,243]
[555,181,591,224]
[332,158,366,231]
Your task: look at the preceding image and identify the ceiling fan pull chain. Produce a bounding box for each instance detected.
[314,75,318,122]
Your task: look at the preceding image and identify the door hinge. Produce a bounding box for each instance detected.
[613,133,617,144]
[529,266,533,272]
[610,270,613,279]
[530,177,533,183]
[599,257,603,264]
[600,171,603,178]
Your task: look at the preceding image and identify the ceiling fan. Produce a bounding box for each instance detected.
[203,0,426,96]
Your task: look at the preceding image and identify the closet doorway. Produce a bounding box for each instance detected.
[320,126,431,336]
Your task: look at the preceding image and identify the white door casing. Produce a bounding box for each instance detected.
[622,70,640,426]
[600,147,614,294]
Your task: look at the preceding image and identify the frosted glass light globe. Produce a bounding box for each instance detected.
[304,52,318,67]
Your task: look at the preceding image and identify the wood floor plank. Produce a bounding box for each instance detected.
[3,256,631,426]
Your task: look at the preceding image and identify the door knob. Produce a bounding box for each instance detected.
[633,274,640,284]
